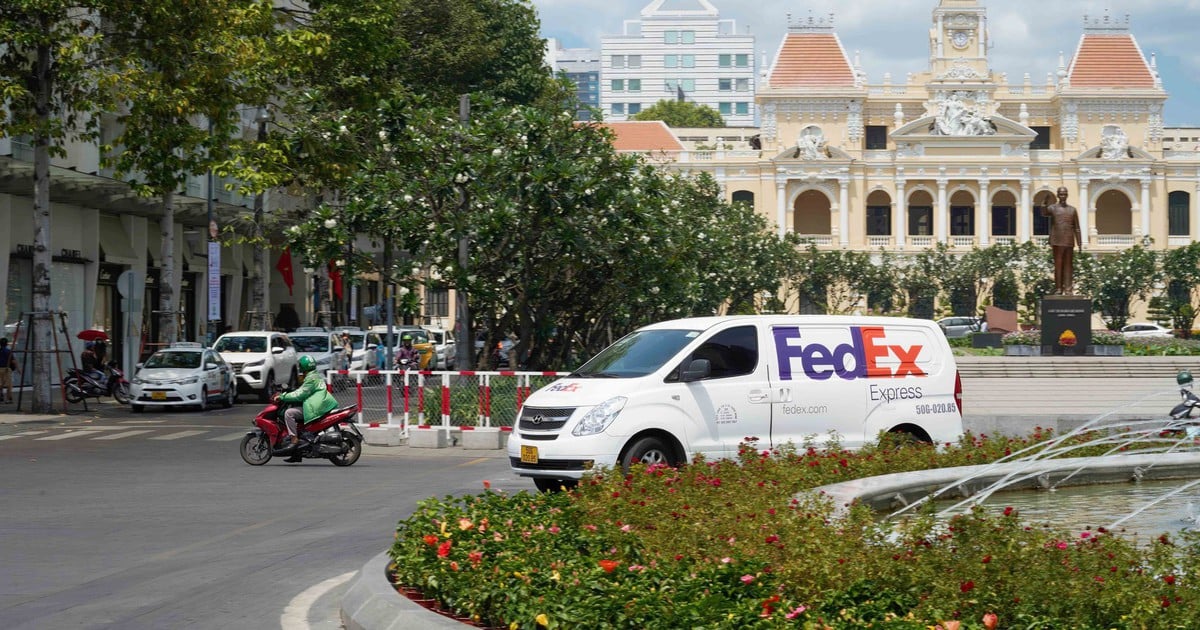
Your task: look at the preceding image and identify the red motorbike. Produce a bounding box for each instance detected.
[239,396,363,466]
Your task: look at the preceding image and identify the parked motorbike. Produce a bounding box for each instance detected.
[239,394,363,466]
[64,361,130,404]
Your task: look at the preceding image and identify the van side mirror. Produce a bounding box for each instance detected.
[681,359,711,383]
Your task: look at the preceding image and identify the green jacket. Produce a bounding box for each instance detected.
[278,370,338,423]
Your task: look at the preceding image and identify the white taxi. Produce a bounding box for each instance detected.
[130,343,237,412]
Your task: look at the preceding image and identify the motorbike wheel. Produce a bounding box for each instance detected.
[329,435,362,467]
[239,434,272,466]
[64,377,84,403]
[112,382,130,404]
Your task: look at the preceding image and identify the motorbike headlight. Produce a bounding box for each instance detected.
[572,396,627,436]
[244,359,265,368]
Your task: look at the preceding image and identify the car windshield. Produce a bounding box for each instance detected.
[214,336,267,353]
[144,351,201,369]
[572,329,700,378]
[290,335,329,352]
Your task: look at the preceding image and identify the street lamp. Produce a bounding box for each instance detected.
[454,94,474,369]
[206,119,219,345]
[251,106,272,330]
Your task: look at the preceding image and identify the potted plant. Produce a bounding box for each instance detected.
[1001,329,1041,356]
[1090,329,1126,356]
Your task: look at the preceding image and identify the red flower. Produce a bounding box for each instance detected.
[468,551,484,566]
[437,540,452,558]
[1002,506,1014,517]
[765,535,780,543]
[981,555,991,564]
[423,534,438,547]
[960,580,975,593]
[982,612,998,630]
[599,559,620,573]
[1165,574,1177,585]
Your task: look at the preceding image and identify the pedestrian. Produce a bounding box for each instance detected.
[0,338,15,403]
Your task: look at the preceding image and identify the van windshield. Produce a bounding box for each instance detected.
[572,329,699,378]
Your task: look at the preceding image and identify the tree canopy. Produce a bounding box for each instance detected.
[631,99,725,128]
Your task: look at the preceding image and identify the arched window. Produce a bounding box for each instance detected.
[866,190,891,236]
[908,190,933,236]
[731,190,754,207]
[1169,191,1190,236]
[991,191,1017,236]
[950,190,974,236]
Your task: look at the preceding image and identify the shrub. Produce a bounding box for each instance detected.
[389,432,1200,628]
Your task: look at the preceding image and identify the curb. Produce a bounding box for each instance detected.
[340,552,465,630]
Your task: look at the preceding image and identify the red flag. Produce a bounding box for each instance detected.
[328,261,343,300]
[275,248,294,295]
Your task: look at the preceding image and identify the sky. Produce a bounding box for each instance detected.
[531,0,1200,126]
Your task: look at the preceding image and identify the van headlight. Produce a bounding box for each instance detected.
[572,397,627,436]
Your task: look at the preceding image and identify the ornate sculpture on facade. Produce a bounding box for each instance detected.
[794,127,828,160]
[932,93,996,136]
[1100,125,1129,160]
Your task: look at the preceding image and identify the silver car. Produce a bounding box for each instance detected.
[937,316,985,338]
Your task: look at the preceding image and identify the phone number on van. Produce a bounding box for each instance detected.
[915,402,957,415]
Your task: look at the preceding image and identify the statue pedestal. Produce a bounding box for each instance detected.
[1040,296,1091,356]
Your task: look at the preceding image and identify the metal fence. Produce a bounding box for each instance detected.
[324,369,568,434]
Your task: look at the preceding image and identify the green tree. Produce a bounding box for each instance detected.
[1075,238,1161,330]
[101,0,278,344]
[0,2,107,411]
[1161,241,1200,338]
[631,99,724,128]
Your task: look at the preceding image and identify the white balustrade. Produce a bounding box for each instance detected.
[866,236,893,248]
[1094,234,1134,247]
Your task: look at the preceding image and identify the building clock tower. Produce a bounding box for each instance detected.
[928,0,991,81]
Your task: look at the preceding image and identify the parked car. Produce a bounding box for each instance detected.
[287,328,340,375]
[1121,322,1175,338]
[334,327,385,370]
[130,342,236,412]
[422,326,457,369]
[212,331,299,402]
[937,316,986,338]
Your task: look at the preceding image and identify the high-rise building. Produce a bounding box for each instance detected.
[546,38,601,120]
[600,0,755,126]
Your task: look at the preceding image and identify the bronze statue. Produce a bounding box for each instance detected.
[1039,187,1082,295]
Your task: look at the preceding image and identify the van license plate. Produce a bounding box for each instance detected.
[151,391,166,400]
[520,445,539,464]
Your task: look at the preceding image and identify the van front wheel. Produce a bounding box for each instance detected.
[620,436,675,474]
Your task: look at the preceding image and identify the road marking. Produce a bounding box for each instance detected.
[457,456,494,467]
[14,431,49,436]
[208,432,247,442]
[93,430,154,440]
[280,570,355,630]
[0,435,21,441]
[120,420,166,424]
[36,431,103,441]
[149,430,207,440]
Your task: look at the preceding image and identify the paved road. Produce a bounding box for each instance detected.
[0,403,518,630]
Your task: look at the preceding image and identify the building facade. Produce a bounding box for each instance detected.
[622,0,1195,268]
[600,0,756,126]
[546,38,601,120]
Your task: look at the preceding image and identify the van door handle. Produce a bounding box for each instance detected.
[748,390,769,403]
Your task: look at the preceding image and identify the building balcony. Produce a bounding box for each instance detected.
[1093,234,1135,247]
[909,235,934,248]
[949,235,976,248]
[1169,236,1195,246]
[866,235,893,248]
[793,234,834,246]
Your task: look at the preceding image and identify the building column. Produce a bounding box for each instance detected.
[776,182,787,240]
[838,176,850,246]
[978,179,990,247]
[895,180,907,247]
[936,178,948,244]
[1019,178,1031,242]
[1194,180,1200,239]
[1140,178,1151,238]
[1078,179,1090,245]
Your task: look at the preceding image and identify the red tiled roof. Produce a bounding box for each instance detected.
[601,121,684,152]
[768,33,855,88]
[1068,34,1155,88]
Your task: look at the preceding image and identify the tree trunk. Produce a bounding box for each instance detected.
[159,191,177,344]
[31,39,54,413]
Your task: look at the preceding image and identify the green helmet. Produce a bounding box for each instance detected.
[402,334,412,342]
[1178,370,1194,387]
[298,355,316,373]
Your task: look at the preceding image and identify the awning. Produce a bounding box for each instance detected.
[99,214,138,265]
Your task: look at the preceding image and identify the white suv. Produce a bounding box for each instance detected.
[423,327,457,369]
[212,331,299,402]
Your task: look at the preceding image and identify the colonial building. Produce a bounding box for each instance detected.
[631,0,1195,260]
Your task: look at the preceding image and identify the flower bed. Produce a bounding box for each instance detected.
[389,433,1200,628]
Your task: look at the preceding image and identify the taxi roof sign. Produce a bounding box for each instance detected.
[170,342,204,348]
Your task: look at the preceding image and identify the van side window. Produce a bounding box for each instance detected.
[691,326,758,379]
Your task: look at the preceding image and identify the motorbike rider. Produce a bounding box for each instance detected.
[394,334,420,369]
[275,355,337,463]
[80,341,105,387]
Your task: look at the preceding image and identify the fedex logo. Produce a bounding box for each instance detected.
[773,326,926,381]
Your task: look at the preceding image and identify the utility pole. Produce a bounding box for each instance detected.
[455,94,474,369]
[251,106,271,330]
[206,119,220,344]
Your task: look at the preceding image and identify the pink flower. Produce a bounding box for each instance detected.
[785,606,807,619]
[1056,541,1068,550]
[1081,531,1091,539]
[720,557,732,564]
[982,612,998,630]
[482,480,491,490]
[740,574,755,584]
[620,524,633,533]
[548,526,561,534]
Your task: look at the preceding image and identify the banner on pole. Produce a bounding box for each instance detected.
[207,241,221,321]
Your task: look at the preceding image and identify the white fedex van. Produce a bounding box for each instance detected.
[507,315,963,491]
